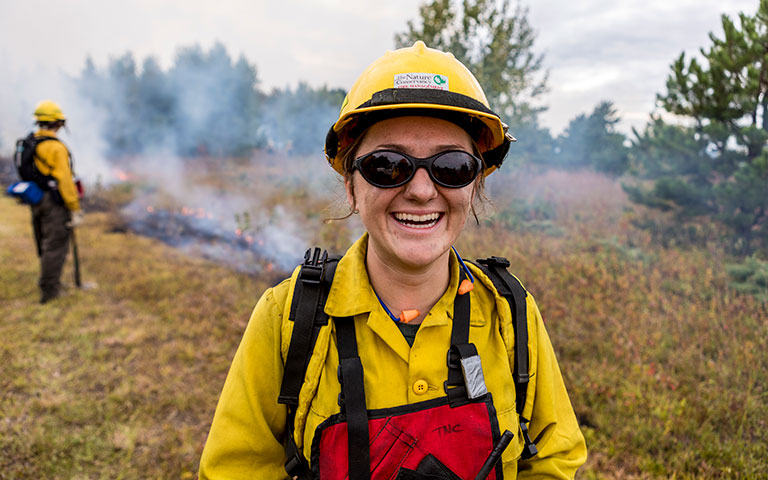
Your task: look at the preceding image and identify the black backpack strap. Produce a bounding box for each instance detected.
[15,134,60,188]
[335,316,371,480]
[30,134,59,168]
[444,268,488,406]
[279,247,340,479]
[474,256,539,460]
[278,247,338,405]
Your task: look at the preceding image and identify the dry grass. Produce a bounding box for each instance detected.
[461,169,768,479]
[0,195,265,479]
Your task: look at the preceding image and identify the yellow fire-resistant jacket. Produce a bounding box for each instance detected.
[34,129,79,212]
[199,234,587,479]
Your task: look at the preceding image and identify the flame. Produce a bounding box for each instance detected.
[266,263,274,273]
[146,206,155,213]
[113,168,132,182]
[179,206,210,219]
[235,228,242,236]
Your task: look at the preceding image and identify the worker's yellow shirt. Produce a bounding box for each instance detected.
[200,234,586,479]
[34,129,79,211]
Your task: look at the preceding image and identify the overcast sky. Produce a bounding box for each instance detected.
[0,0,760,144]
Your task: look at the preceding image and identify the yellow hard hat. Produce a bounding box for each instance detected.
[34,100,66,123]
[324,41,515,176]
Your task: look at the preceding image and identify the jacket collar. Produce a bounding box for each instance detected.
[35,128,58,138]
[324,233,463,361]
[324,233,379,319]
[324,233,461,322]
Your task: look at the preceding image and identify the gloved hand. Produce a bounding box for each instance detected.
[68,210,85,228]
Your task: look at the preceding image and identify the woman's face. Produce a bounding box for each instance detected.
[345,115,476,272]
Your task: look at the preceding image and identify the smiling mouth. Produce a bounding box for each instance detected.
[392,212,442,229]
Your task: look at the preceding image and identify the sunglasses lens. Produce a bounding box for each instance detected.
[359,152,414,187]
[431,151,480,187]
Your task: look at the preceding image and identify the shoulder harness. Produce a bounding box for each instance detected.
[14,133,73,189]
[278,248,538,479]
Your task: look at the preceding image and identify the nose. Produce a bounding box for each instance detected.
[403,167,438,201]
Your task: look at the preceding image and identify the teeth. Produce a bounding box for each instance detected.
[394,212,440,222]
[393,212,441,228]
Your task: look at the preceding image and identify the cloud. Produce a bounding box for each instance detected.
[0,0,761,141]
[529,0,758,134]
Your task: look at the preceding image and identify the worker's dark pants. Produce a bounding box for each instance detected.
[31,192,71,298]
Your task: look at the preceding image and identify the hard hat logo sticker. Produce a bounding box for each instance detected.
[394,73,450,91]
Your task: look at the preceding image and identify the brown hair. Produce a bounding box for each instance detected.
[323,134,369,222]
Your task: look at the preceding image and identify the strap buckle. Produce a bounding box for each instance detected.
[478,256,510,269]
[444,348,463,393]
[284,450,308,478]
[299,247,327,285]
[519,418,539,460]
[446,348,460,369]
[284,419,309,479]
[442,379,463,394]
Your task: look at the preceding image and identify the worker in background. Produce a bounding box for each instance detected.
[28,100,83,303]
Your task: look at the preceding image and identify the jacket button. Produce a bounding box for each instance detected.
[413,380,428,395]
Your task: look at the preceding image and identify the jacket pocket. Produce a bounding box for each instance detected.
[367,418,417,480]
[496,406,524,465]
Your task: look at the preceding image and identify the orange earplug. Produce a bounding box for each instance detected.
[458,279,474,295]
[399,309,421,323]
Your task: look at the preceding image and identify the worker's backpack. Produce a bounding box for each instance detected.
[14,133,59,189]
[279,248,538,479]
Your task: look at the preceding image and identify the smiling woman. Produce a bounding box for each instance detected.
[199,41,587,480]
[349,116,477,300]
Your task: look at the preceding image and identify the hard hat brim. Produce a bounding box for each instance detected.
[35,116,66,123]
[325,89,515,175]
[325,99,513,176]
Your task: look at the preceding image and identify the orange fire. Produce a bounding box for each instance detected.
[179,206,211,219]
[113,168,132,182]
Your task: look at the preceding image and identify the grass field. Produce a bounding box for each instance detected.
[0,195,265,479]
[1,163,766,479]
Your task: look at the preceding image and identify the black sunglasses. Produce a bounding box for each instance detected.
[352,150,482,189]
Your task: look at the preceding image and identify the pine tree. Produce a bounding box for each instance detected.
[626,1,768,255]
[555,101,629,176]
[395,0,551,167]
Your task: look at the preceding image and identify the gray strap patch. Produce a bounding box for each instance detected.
[460,355,488,399]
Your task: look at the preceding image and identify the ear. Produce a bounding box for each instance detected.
[344,175,356,211]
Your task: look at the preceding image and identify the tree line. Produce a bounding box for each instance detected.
[76,0,768,257]
[77,42,344,157]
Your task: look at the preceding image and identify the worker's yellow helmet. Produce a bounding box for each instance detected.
[34,100,67,123]
[324,41,514,176]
